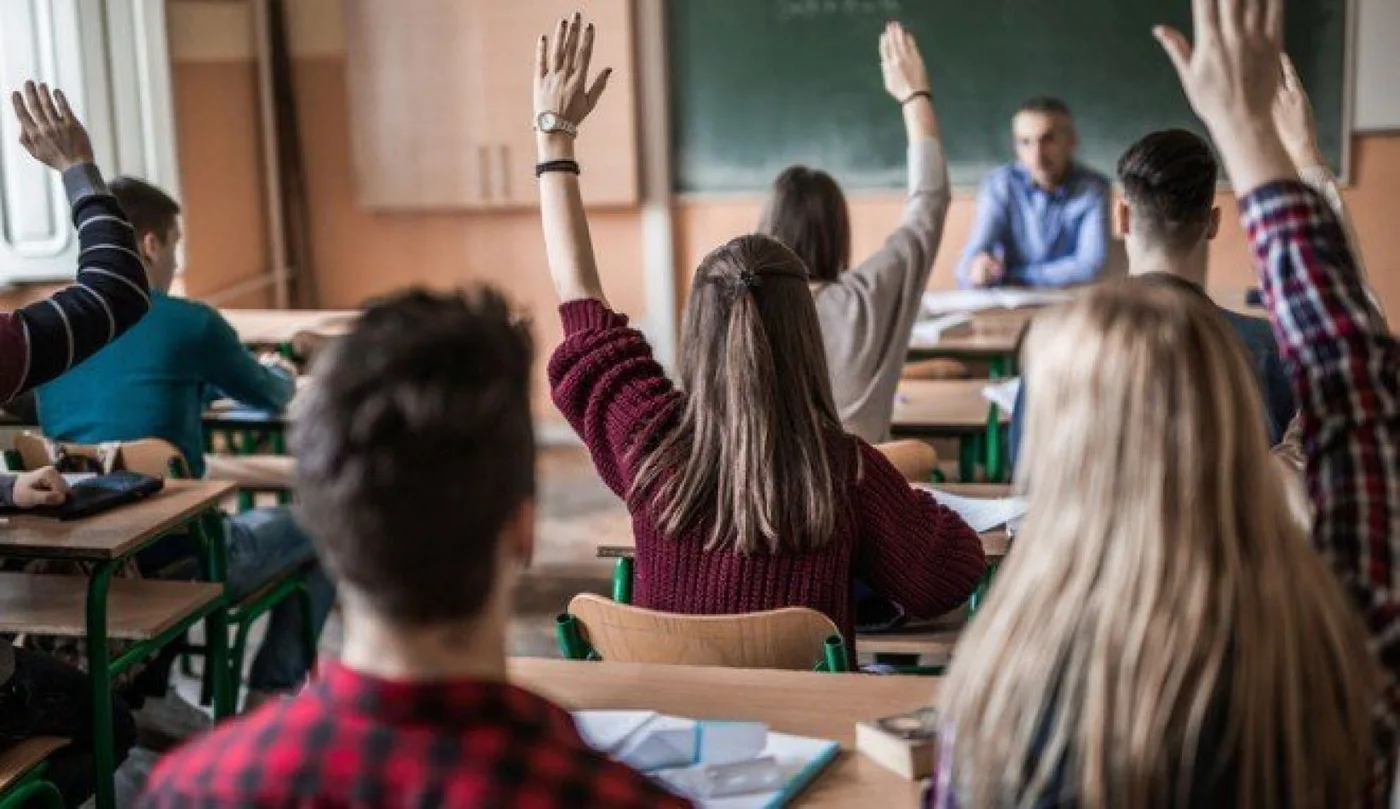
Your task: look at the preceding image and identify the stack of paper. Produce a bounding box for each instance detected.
[920,288,1074,317]
[573,710,840,808]
[916,486,1027,532]
[910,312,973,346]
[980,378,1022,413]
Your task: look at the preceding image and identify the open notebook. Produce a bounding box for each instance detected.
[574,710,840,808]
[920,288,1074,317]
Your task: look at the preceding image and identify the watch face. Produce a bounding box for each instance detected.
[537,111,560,132]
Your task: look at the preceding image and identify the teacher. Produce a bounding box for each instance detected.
[958,97,1110,288]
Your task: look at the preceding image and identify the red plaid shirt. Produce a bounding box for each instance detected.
[1242,181,1400,805]
[136,660,691,808]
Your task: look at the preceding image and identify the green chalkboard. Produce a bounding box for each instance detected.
[669,0,1349,193]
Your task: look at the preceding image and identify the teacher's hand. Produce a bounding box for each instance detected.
[880,22,929,104]
[968,254,1004,288]
[534,13,612,134]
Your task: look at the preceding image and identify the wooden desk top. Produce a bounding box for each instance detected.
[892,379,1009,435]
[0,480,235,561]
[0,573,223,639]
[222,309,358,346]
[907,308,1034,360]
[509,658,935,806]
[0,737,68,791]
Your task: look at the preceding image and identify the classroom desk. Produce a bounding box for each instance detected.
[0,479,236,809]
[891,379,1011,482]
[509,658,934,806]
[906,308,1034,366]
[221,309,358,348]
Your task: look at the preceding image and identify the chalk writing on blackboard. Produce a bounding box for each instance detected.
[776,0,903,20]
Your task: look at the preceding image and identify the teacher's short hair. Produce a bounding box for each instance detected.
[1017,97,1073,120]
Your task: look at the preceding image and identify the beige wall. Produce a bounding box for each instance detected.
[48,0,1387,425]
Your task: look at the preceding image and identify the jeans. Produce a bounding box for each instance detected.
[223,507,336,691]
[0,647,137,807]
[136,507,335,692]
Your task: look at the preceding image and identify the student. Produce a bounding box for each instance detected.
[931,1,1398,805]
[35,177,335,708]
[957,98,1110,289]
[137,289,689,808]
[1007,128,1295,465]
[756,22,948,443]
[538,15,985,653]
[0,81,147,807]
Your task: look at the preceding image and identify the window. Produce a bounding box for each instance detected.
[0,0,179,283]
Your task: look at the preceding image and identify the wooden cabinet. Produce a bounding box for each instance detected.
[346,0,637,210]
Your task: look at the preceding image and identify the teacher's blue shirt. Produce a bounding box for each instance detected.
[957,162,1111,288]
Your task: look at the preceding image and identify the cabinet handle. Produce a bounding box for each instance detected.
[497,144,510,202]
[477,145,490,202]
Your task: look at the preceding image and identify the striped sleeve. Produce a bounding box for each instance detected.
[1240,181,1400,806]
[0,164,151,402]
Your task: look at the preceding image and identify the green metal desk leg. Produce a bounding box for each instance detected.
[612,557,634,604]
[986,404,1005,483]
[84,561,118,809]
[989,356,1009,380]
[195,511,234,718]
[958,437,977,482]
[967,560,1001,615]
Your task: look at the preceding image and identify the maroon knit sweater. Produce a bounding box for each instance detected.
[549,299,987,651]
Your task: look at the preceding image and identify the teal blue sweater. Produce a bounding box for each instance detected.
[37,292,294,477]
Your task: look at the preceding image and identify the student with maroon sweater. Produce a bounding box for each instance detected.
[537,14,986,654]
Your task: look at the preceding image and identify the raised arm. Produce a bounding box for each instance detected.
[1159,2,1398,801]
[1015,183,1109,287]
[1273,53,1382,320]
[0,82,150,402]
[535,13,613,307]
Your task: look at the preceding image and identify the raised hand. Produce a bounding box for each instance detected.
[10,81,94,172]
[11,467,69,509]
[1154,0,1293,194]
[1272,54,1325,170]
[534,13,612,134]
[880,21,930,103]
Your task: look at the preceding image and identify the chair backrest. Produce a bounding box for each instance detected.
[566,593,840,671]
[874,439,938,483]
[12,433,189,478]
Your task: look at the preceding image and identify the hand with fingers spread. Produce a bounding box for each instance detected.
[879,21,929,103]
[11,467,69,510]
[1272,54,1326,170]
[10,81,94,172]
[534,13,612,140]
[1154,0,1294,194]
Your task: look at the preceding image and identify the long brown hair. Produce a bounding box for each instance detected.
[630,235,849,554]
[939,280,1374,808]
[756,167,852,283]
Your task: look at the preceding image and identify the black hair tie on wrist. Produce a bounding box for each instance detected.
[901,90,932,106]
[535,159,581,178]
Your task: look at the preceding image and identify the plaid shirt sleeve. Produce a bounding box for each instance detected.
[1241,181,1400,805]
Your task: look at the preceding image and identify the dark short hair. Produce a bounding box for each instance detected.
[1017,97,1073,119]
[109,176,181,241]
[292,287,536,625]
[1117,129,1219,253]
[756,166,851,283]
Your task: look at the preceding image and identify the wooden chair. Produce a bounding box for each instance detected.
[0,738,69,809]
[874,440,938,483]
[12,434,317,709]
[557,593,848,672]
[900,358,971,381]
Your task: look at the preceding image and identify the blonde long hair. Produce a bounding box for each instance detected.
[940,278,1374,809]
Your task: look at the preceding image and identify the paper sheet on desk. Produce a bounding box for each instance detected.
[918,486,1027,532]
[981,378,1021,413]
[921,288,1074,317]
[910,312,973,346]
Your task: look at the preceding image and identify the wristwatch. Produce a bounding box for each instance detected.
[535,111,579,138]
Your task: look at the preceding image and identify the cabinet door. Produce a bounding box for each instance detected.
[477,0,638,208]
[345,0,490,209]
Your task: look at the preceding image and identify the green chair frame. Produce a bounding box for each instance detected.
[164,456,315,709]
[0,762,63,809]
